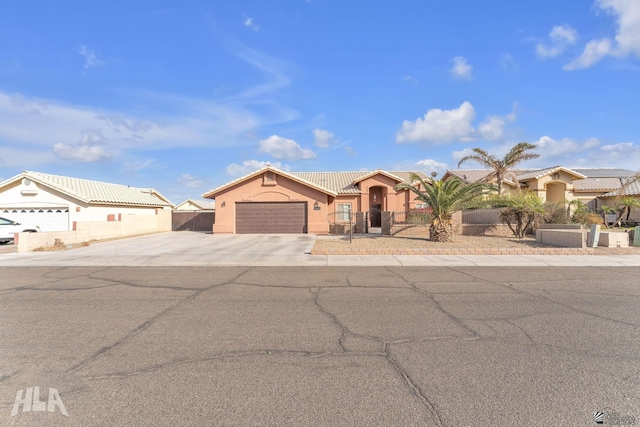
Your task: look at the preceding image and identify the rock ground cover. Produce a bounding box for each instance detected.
[313,234,640,255]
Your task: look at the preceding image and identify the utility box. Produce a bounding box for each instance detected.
[597,231,629,248]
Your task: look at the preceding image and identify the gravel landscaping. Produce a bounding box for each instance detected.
[312,233,640,255]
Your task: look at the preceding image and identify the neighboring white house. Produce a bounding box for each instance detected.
[174,199,215,211]
[0,171,174,232]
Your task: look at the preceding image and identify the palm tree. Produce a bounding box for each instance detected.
[395,175,490,242]
[616,196,640,225]
[457,142,540,194]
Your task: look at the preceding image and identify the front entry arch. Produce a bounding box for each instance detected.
[369,186,385,228]
[546,182,566,204]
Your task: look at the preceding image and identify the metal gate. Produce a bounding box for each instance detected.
[172,211,215,231]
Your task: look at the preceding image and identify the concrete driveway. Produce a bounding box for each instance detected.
[0,232,323,267]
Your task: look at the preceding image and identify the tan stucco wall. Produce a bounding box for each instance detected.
[211,172,331,234]
[599,196,640,222]
[357,175,414,213]
[209,171,419,234]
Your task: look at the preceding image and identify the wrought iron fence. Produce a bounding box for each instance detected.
[392,208,431,226]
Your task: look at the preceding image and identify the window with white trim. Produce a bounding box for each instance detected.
[337,203,352,222]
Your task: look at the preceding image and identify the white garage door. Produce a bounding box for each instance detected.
[1,208,70,232]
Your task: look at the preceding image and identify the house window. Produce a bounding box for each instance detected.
[337,203,352,222]
[415,203,428,209]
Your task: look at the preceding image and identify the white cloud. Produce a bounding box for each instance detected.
[313,128,335,148]
[53,143,111,162]
[416,159,449,176]
[450,56,472,80]
[79,128,108,145]
[500,53,518,71]
[396,102,516,144]
[536,25,579,59]
[583,138,600,149]
[258,135,316,160]
[602,142,634,151]
[452,148,475,163]
[124,158,156,172]
[178,173,207,188]
[0,81,298,161]
[243,17,260,31]
[225,159,289,177]
[478,116,507,141]
[564,38,614,70]
[344,146,357,156]
[534,135,581,157]
[78,45,104,69]
[403,75,418,83]
[396,101,476,143]
[565,0,640,69]
[550,25,579,44]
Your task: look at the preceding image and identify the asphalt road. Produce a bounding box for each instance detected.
[1,266,639,426]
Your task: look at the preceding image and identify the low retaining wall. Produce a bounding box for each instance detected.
[536,229,586,248]
[312,247,594,255]
[15,210,171,252]
[535,228,630,249]
[460,224,514,237]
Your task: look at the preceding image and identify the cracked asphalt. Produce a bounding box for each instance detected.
[1,265,639,426]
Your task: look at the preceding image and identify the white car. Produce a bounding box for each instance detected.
[0,216,40,244]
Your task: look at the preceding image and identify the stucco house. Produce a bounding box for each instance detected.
[598,177,640,223]
[0,171,174,232]
[174,199,216,211]
[202,166,428,234]
[444,166,636,212]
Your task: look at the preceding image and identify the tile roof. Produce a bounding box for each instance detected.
[287,171,427,194]
[203,167,428,198]
[1,171,174,207]
[175,199,216,210]
[445,169,494,183]
[515,166,586,180]
[573,178,622,192]
[203,166,340,198]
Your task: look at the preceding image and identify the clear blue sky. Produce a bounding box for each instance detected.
[1,0,638,204]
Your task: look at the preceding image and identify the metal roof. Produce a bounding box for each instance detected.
[601,177,640,197]
[571,168,636,178]
[0,171,174,207]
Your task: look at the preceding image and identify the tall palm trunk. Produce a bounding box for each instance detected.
[429,220,453,242]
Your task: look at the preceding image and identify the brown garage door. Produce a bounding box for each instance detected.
[236,202,307,234]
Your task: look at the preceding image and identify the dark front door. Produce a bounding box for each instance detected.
[370,204,381,227]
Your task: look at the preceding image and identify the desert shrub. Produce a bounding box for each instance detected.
[406,208,431,225]
[544,202,571,224]
[572,211,604,226]
[488,191,545,238]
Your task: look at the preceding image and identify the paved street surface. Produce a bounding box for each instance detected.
[1,266,639,426]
